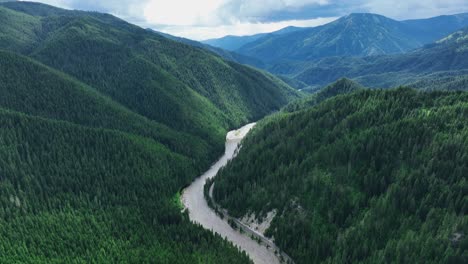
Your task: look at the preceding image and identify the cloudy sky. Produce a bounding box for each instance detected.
[30,0,468,40]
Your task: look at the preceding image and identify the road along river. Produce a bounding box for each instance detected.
[181,123,291,264]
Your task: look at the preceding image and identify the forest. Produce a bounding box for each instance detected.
[2,1,468,263]
[0,1,300,263]
[213,87,468,263]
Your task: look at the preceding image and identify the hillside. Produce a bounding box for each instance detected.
[0,1,301,263]
[0,35,255,264]
[213,87,468,263]
[0,107,252,263]
[0,50,214,164]
[0,1,298,140]
[236,13,468,64]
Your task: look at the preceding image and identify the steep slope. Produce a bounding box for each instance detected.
[237,13,468,63]
[0,1,299,142]
[0,1,300,263]
[0,44,255,263]
[0,5,40,53]
[213,88,468,263]
[291,28,468,89]
[0,108,251,263]
[0,50,214,165]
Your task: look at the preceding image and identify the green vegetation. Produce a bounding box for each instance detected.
[0,2,298,143]
[0,1,300,262]
[213,87,468,263]
[0,108,251,263]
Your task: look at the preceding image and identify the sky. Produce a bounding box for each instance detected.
[27,0,468,40]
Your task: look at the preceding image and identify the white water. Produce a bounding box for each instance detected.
[181,123,282,264]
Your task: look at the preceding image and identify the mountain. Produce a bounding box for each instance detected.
[150,29,266,68]
[0,48,252,264]
[0,1,298,142]
[289,27,468,89]
[202,26,303,51]
[402,13,468,43]
[236,13,468,63]
[203,33,268,51]
[213,87,468,263]
[0,1,300,262]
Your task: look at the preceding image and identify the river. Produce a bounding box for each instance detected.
[181,123,284,264]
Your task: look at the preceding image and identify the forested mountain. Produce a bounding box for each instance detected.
[235,13,468,64]
[275,27,468,89]
[0,1,298,140]
[213,87,468,263]
[0,1,300,262]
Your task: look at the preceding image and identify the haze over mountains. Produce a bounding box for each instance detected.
[281,27,468,89]
[204,12,468,62]
[199,12,468,92]
[203,26,303,52]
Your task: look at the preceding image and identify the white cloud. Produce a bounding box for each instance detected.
[218,0,329,20]
[143,0,330,26]
[144,0,224,26]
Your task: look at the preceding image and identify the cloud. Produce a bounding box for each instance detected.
[27,0,468,39]
[143,0,224,26]
[217,0,330,23]
[142,0,330,26]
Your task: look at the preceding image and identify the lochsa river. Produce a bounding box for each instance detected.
[181,123,284,264]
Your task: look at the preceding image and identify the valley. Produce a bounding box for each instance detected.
[1,1,467,263]
[181,123,286,264]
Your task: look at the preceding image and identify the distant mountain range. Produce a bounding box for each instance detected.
[205,13,468,65]
[202,26,303,51]
[277,27,468,90]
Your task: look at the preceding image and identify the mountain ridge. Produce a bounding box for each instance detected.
[237,12,468,63]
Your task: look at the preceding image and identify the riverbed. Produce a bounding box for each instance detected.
[181,123,283,264]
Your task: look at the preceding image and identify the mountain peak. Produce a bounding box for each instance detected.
[339,13,396,24]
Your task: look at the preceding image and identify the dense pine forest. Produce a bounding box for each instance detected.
[213,87,468,263]
[2,1,468,263]
[0,1,299,263]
